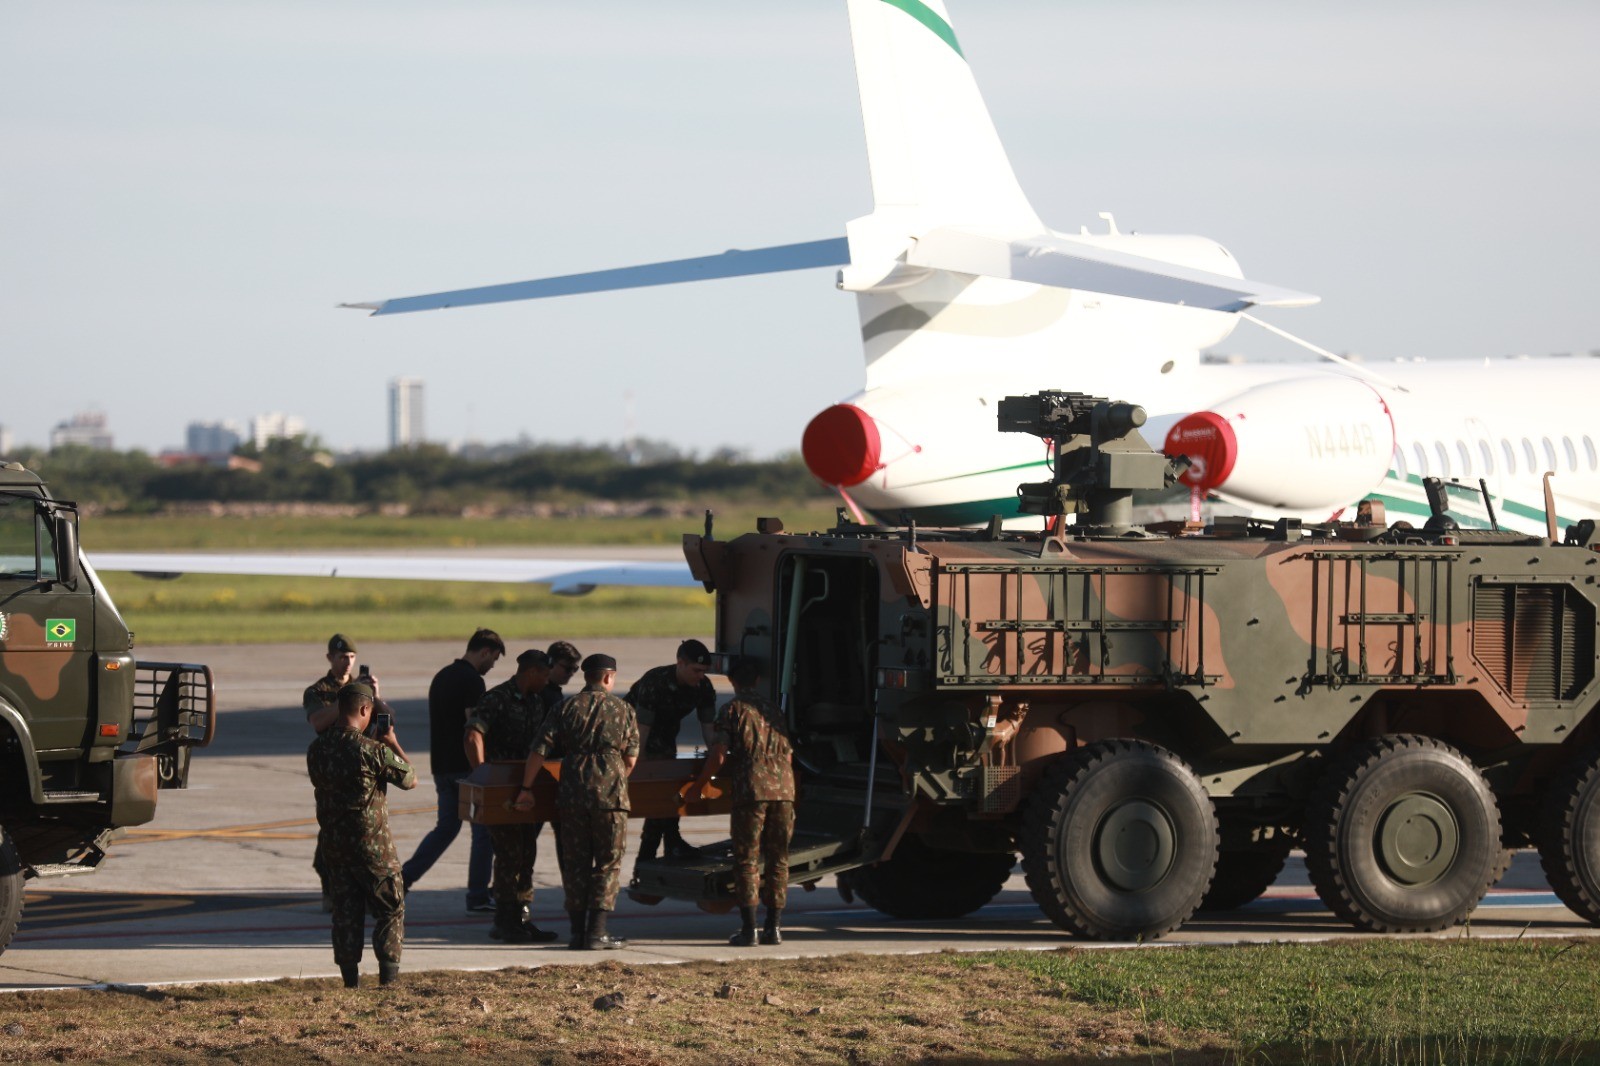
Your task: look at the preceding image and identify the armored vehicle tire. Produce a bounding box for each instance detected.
[1537,747,1600,927]
[0,826,21,956]
[1198,833,1293,912]
[1304,735,1501,934]
[1021,739,1218,941]
[842,835,1015,920]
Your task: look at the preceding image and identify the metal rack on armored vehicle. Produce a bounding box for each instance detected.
[669,391,1600,941]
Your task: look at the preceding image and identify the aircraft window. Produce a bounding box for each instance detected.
[1478,440,1494,476]
[1586,436,1598,470]
[1544,437,1558,472]
[1412,443,1429,477]
[1501,439,1516,475]
[1392,446,1407,481]
[1456,442,1472,477]
[1523,438,1537,470]
[1434,442,1451,478]
[1563,437,1578,471]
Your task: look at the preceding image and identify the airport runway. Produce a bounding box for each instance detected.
[2,638,1593,991]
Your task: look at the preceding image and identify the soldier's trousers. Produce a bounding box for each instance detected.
[488,822,544,905]
[731,800,795,909]
[326,865,404,966]
[557,805,628,913]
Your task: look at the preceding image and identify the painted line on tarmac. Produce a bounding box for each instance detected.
[120,805,437,844]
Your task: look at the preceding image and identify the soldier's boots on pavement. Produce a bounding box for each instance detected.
[490,901,559,943]
[585,909,627,950]
[761,907,783,945]
[728,905,759,947]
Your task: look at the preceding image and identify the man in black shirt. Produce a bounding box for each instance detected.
[399,628,505,912]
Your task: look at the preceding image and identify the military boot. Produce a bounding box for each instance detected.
[378,961,401,987]
[340,963,360,989]
[567,910,588,950]
[663,823,702,860]
[728,905,758,947]
[635,823,663,866]
[760,907,783,946]
[489,901,534,943]
[586,909,627,950]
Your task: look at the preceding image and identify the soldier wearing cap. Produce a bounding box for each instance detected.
[625,639,718,866]
[518,653,638,950]
[306,680,417,987]
[683,657,795,946]
[464,648,560,944]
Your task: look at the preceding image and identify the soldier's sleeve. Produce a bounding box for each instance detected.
[529,703,559,758]
[708,701,734,747]
[625,671,659,729]
[694,679,718,724]
[618,696,641,759]
[377,744,417,790]
[301,683,324,717]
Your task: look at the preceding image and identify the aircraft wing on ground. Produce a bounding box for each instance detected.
[89,553,700,597]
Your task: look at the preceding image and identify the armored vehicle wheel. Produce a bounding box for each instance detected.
[0,826,22,956]
[1537,747,1600,927]
[1304,735,1501,933]
[1021,739,1218,941]
[1198,830,1293,912]
[842,835,1014,920]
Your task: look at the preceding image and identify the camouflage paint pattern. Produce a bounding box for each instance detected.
[326,865,404,966]
[710,691,796,805]
[558,804,628,912]
[531,687,639,812]
[730,800,795,908]
[625,664,716,759]
[466,677,546,761]
[306,727,416,873]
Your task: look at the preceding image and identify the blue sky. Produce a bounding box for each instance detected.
[3,1,1598,455]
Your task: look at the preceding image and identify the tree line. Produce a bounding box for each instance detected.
[19,439,830,512]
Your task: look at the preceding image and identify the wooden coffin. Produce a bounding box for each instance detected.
[459,757,731,826]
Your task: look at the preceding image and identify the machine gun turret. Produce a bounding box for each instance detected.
[998,390,1188,535]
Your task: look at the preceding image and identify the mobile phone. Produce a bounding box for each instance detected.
[359,663,371,677]
[372,712,393,734]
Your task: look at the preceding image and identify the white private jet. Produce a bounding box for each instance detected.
[97,0,1600,588]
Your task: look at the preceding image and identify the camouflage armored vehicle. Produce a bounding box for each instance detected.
[0,461,214,955]
[634,391,1600,941]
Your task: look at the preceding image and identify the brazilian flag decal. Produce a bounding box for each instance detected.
[46,618,76,644]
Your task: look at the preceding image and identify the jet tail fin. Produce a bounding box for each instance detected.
[847,0,1039,245]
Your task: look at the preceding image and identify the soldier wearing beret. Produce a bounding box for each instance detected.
[541,641,582,716]
[684,657,795,946]
[626,639,718,868]
[464,648,560,944]
[518,653,638,950]
[306,680,417,987]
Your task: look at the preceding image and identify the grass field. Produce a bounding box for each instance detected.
[4,941,1600,1064]
[85,508,853,643]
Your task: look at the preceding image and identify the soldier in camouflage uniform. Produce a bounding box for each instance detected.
[626,639,717,866]
[518,653,638,950]
[306,680,417,987]
[685,657,795,946]
[541,640,582,716]
[465,648,559,944]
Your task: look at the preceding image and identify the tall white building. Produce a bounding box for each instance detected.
[389,377,424,449]
[50,411,114,451]
[250,412,306,450]
[185,420,244,457]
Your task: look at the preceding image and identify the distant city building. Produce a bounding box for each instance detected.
[0,425,12,456]
[50,411,114,451]
[250,412,306,450]
[388,377,424,449]
[185,420,244,457]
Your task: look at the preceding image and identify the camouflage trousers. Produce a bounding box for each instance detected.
[488,822,546,905]
[731,800,795,909]
[326,865,404,966]
[557,805,628,913]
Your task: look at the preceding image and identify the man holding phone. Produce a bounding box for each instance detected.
[306,679,417,987]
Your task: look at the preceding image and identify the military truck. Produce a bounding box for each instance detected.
[0,461,214,955]
[631,391,1600,941]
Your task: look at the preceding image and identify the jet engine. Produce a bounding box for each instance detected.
[1162,377,1395,512]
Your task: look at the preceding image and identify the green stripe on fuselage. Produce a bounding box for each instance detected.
[879,0,964,57]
